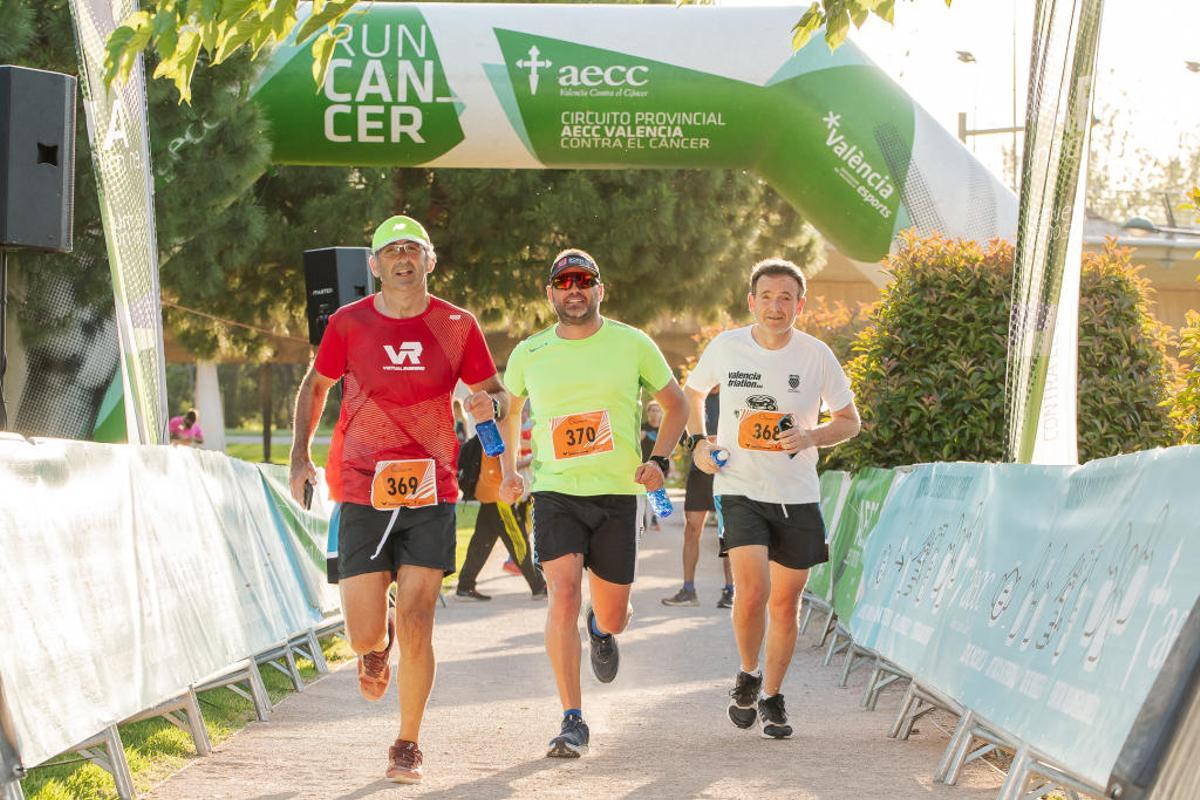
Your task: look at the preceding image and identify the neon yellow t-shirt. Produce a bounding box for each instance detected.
[505,318,674,496]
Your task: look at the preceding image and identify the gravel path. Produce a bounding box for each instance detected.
[150,512,1001,799]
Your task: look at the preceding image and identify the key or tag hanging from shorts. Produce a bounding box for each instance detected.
[370,458,437,510]
[551,409,614,460]
[737,411,787,452]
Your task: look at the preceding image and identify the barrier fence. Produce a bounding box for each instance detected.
[2,435,1197,798]
[0,434,340,798]
[805,446,1200,799]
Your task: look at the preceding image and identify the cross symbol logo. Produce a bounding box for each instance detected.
[516,45,553,95]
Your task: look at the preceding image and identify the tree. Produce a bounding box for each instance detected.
[104,1,945,102]
[824,234,1177,473]
[403,168,819,331]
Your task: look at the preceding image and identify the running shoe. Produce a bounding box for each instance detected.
[585,605,620,683]
[547,713,590,758]
[455,587,491,601]
[759,693,793,739]
[727,670,762,729]
[386,738,423,783]
[661,587,699,607]
[357,618,394,702]
[502,559,522,576]
[717,588,735,609]
[531,587,548,599]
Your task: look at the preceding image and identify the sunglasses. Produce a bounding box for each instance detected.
[550,273,600,290]
[378,241,425,258]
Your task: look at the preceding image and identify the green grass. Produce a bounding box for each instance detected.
[224,442,330,466]
[20,636,354,800]
[20,506,483,799]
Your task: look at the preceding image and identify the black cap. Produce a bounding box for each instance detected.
[548,252,600,280]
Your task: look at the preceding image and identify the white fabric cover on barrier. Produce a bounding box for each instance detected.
[0,436,332,770]
[850,446,1200,788]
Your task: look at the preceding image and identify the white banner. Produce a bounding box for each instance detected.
[67,0,168,445]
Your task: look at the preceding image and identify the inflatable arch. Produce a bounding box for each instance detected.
[252,3,1018,264]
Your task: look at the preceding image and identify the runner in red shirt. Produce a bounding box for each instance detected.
[289,215,522,784]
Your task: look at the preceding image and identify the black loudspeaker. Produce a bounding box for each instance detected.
[303,247,375,345]
[0,65,76,252]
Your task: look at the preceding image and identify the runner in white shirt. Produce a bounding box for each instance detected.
[683,258,861,739]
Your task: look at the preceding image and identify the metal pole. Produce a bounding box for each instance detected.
[0,248,8,430]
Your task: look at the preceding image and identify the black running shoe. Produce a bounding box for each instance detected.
[759,693,793,739]
[661,587,698,607]
[727,671,762,729]
[586,606,620,683]
[716,588,734,609]
[547,714,590,758]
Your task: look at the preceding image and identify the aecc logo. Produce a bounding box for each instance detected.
[516,45,649,94]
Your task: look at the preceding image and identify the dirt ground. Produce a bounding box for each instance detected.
[149,510,1002,799]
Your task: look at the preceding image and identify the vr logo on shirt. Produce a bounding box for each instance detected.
[383,342,425,371]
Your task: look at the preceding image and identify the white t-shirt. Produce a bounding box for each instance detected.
[685,326,854,504]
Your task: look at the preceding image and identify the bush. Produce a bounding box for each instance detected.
[1171,293,1200,444]
[825,234,1177,472]
[1076,241,1178,460]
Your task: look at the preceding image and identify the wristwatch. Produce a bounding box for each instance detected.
[687,433,707,452]
[648,454,671,476]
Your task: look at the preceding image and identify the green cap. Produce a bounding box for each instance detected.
[371,215,432,253]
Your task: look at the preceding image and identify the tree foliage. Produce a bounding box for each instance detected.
[104,0,947,101]
[1171,187,1200,442]
[824,234,1177,473]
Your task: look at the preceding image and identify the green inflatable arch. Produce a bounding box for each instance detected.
[252,3,1017,264]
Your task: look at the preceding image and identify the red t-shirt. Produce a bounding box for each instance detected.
[314,295,497,505]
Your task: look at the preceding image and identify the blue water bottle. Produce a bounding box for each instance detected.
[647,487,673,519]
[475,419,505,457]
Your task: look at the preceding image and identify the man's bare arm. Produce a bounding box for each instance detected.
[289,365,337,503]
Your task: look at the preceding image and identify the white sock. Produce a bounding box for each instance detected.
[740,666,761,678]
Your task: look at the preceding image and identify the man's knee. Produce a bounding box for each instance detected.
[593,603,631,635]
[394,605,435,644]
[768,591,802,620]
[547,581,582,621]
[347,622,388,655]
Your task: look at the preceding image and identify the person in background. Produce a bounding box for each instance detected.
[169,408,204,447]
[640,401,664,531]
[662,387,735,608]
[503,400,537,576]
[452,398,468,444]
[455,435,546,600]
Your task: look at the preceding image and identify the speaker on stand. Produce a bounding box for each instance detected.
[302,247,375,346]
[0,64,77,431]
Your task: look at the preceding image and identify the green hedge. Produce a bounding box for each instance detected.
[1171,297,1200,444]
[825,234,1177,472]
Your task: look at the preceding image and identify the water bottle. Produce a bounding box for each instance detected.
[647,487,673,519]
[475,419,505,457]
[711,448,729,469]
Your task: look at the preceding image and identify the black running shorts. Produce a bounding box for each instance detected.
[716,495,828,570]
[333,501,457,582]
[683,466,716,512]
[531,492,640,585]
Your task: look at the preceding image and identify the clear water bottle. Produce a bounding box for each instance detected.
[475,419,505,457]
[647,487,673,519]
[711,448,729,469]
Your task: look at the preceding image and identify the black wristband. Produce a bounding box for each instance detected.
[649,455,671,476]
[687,433,707,452]
[490,395,502,420]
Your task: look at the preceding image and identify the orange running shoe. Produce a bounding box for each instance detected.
[386,738,424,783]
[357,618,393,702]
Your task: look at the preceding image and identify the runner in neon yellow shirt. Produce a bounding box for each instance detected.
[502,248,688,758]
